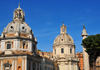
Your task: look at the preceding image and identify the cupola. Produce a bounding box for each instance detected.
[60,22,67,34]
[13,3,25,21]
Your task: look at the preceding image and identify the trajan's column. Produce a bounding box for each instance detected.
[81,24,90,70]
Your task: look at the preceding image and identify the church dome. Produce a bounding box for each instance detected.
[53,24,74,45]
[3,21,32,35]
[54,33,74,44]
[2,3,34,40]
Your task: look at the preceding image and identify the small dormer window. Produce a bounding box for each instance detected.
[7,44,11,49]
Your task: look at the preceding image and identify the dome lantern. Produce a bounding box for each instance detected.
[60,22,67,34]
[13,3,25,21]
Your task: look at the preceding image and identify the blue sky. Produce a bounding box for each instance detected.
[0,0,100,53]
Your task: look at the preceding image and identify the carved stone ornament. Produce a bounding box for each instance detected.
[3,61,12,70]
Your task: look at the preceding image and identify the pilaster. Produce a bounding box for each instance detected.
[25,57,27,70]
[12,59,14,70]
[15,58,17,70]
[22,58,24,70]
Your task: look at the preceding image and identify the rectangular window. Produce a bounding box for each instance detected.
[7,44,11,49]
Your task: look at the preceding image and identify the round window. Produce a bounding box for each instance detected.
[22,27,24,29]
[10,26,13,29]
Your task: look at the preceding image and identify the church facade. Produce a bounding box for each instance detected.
[0,4,41,70]
[53,24,79,70]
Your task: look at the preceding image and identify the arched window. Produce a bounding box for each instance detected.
[70,49,72,53]
[23,43,25,49]
[22,41,28,49]
[61,48,64,53]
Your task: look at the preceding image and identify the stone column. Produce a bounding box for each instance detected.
[12,59,14,70]
[81,25,90,70]
[83,47,90,70]
[15,58,17,70]
[82,36,90,70]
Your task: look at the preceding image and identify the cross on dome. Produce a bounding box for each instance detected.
[17,3,21,9]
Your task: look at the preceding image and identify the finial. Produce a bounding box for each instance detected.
[18,3,20,9]
[83,23,85,29]
[63,22,64,26]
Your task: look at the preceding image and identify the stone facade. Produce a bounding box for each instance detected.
[41,57,54,70]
